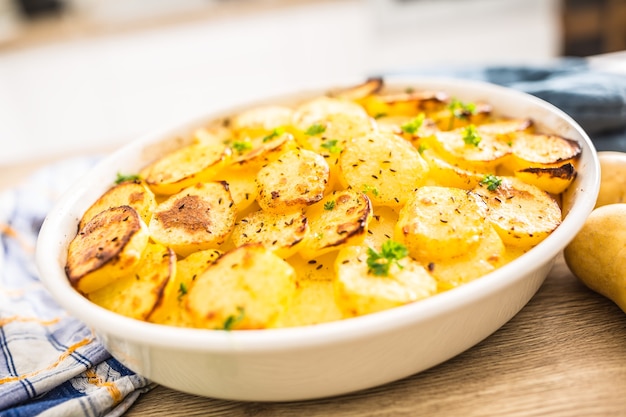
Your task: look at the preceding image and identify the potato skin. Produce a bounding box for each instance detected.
[596,151,626,208]
[66,205,149,294]
[564,204,626,313]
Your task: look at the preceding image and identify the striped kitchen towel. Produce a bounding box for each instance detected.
[0,156,153,417]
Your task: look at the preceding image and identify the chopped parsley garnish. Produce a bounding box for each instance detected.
[320,139,342,154]
[324,200,336,211]
[448,98,476,119]
[177,282,188,301]
[232,140,252,153]
[400,113,425,135]
[115,172,141,184]
[222,306,245,331]
[363,184,379,197]
[374,112,388,119]
[305,123,326,136]
[262,126,285,142]
[481,174,502,191]
[366,240,409,277]
[417,143,427,154]
[462,124,482,146]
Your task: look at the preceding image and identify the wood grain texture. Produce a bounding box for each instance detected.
[125,254,626,417]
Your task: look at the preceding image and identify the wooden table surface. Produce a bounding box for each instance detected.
[121,254,626,417]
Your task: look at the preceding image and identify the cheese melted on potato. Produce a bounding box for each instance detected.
[66,78,581,330]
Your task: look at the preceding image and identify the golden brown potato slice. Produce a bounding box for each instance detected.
[292,96,370,132]
[256,148,330,213]
[363,206,399,250]
[141,142,231,195]
[186,244,296,330]
[87,242,175,321]
[213,165,259,214]
[427,225,506,291]
[476,118,534,135]
[79,179,156,229]
[423,125,512,172]
[149,181,236,256]
[473,176,562,249]
[192,118,232,146]
[430,100,492,131]
[230,105,294,139]
[298,189,372,259]
[334,245,437,317]
[228,131,297,169]
[395,186,489,262]
[66,205,150,294]
[421,148,489,190]
[338,131,429,207]
[149,248,222,327]
[510,132,581,169]
[358,90,449,118]
[514,162,577,195]
[231,210,308,258]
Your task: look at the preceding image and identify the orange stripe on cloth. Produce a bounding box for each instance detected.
[0,337,93,384]
[85,368,124,404]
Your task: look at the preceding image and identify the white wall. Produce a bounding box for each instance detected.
[0,0,561,165]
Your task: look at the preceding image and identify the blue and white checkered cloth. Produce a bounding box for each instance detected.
[0,156,153,417]
[0,59,625,416]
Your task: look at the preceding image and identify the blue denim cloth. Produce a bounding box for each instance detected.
[388,57,626,151]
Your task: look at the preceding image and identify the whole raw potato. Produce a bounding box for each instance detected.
[564,204,626,313]
[596,151,626,208]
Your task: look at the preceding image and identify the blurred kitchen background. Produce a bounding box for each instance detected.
[0,0,625,171]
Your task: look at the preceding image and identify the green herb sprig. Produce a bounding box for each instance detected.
[115,173,141,184]
[462,124,482,146]
[400,113,425,135]
[366,240,409,277]
[481,174,502,191]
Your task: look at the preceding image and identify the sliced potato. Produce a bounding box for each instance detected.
[338,131,429,207]
[292,96,370,132]
[510,132,581,170]
[66,205,150,294]
[228,131,297,169]
[149,248,222,327]
[192,119,232,146]
[430,101,492,131]
[329,77,384,101]
[514,162,577,195]
[395,186,488,262]
[473,176,562,248]
[358,90,448,118]
[87,242,175,321]
[421,148,488,190]
[334,245,437,317]
[149,182,236,257]
[427,225,506,291]
[79,180,156,229]
[298,189,372,259]
[186,244,296,330]
[141,142,231,195]
[231,210,308,258]
[363,206,399,250]
[256,148,329,213]
[423,126,512,172]
[230,105,294,139]
[477,118,533,135]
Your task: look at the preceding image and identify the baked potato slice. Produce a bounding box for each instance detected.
[510,132,581,169]
[514,162,577,195]
[87,242,175,321]
[213,165,259,214]
[430,100,492,131]
[421,148,489,190]
[298,189,372,259]
[228,131,297,169]
[473,176,562,249]
[231,209,308,258]
[423,125,512,172]
[149,248,222,327]
[338,131,429,207]
[328,77,384,101]
[292,96,370,133]
[230,105,294,139]
[395,186,489,262]
[358,90,449,118]
[334,244,437,317]
[149,181,236,257]
[141,142,231,195]
[477,118,533,135]
[363,206,399,250]
[256,148,329,213]
[427,225,506,291]
[79,179,156,229]
[186,244,296,330]
[66,205,150,294]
